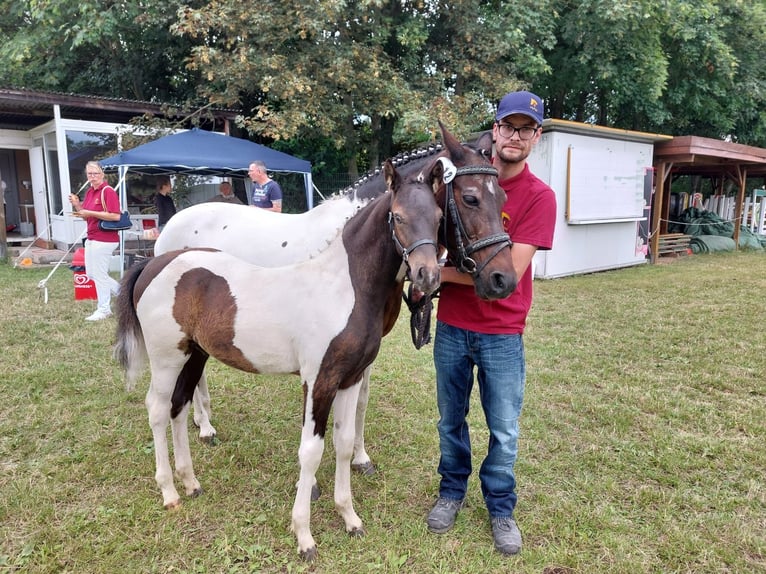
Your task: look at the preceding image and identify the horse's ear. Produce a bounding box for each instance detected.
[383,159,398,193]
[430,159,444,194]
[438,120,465,162]
[429,157,456,194]
[431,158,444,188]
[475,131,494,158]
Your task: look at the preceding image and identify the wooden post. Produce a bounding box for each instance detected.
[650,161,666,263]
[733,166,746,249]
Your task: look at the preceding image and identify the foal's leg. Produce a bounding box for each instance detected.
[351,366,375,475]
[146,376,181,509]
[333,384,365,536]
[192,371,217,443]
[292,416,325,561]
[170,400,202,498]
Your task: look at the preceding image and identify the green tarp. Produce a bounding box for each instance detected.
[668,207,765,252]
[689,235,736,254]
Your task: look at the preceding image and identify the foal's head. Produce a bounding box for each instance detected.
[383,160,442,295]
[431,122,517,300]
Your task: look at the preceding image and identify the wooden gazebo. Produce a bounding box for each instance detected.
[651,136,766,262]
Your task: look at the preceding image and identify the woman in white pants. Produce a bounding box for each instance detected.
[69,161,122,321]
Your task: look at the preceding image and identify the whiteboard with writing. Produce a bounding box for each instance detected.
[566,145,647,223]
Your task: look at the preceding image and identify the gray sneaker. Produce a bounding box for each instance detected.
[427,497,464,533]
[491,517,522,555]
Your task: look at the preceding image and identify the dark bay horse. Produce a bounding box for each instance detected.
[152,123,517,475]
[115,161,442,560]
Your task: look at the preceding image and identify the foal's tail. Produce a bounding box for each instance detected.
[113,258,151,391]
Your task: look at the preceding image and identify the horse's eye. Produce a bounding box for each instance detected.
[462,195,479,207]
[393,213,404,224]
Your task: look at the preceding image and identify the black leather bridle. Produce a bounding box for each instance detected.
[438,157,512,277]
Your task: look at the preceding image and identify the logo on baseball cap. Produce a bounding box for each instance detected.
[496,91,544,125]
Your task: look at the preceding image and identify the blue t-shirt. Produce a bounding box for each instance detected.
[250,180,282,208]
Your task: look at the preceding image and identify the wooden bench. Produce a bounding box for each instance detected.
[658,233,691,257]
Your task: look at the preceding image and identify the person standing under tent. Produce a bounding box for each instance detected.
[154,176,177,231]
[69,161,122,321]
[247,161,282,212]
[426,90,557,555]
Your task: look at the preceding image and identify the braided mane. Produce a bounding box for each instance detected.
[334,142,445,199]
[309,141,450,241]
[326,131,491,202]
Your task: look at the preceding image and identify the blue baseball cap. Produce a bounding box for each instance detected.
[496,91,544,125]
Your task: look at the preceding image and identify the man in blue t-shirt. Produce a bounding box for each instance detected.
[247,161,282,212]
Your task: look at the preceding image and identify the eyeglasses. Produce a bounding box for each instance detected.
[495,123,539,140]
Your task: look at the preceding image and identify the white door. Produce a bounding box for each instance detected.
[29,146,49,241]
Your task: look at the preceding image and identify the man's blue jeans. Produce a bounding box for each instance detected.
[433,320,526,518]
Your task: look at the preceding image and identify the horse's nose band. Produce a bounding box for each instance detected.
[400,238,439,263]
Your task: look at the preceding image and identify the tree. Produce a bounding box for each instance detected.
[3,0,765,169]
[396,0,556,141]
[173,1,404,176]
[530,0,766,146]
[531,0,670,128]
[655,0,766,144]
[173,0,556,173]
[0,0,200,103]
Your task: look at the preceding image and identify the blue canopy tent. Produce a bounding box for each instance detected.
[99,128,313,274]
[100,128,313,205]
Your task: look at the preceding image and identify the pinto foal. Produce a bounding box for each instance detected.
[114,161,443,560]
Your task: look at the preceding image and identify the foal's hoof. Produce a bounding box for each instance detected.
[164,499,182,510]
[200,434,219,446]
[352,461,376,476]
[311,483,321,501]
[189,487,204,498]
[348,526,365,538]
[299,546,318,562]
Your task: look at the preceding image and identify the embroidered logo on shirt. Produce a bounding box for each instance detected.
[502,210,511,231]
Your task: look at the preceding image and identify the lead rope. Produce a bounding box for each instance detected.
[402,282,434,349]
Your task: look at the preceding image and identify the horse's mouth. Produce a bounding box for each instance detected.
[475,270,516,300]
[411,267,441,296]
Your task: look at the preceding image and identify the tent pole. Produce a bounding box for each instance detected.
[305,173,314,209]
[119,165,127,278]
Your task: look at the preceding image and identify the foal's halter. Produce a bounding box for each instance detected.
[438,157,512,276]
[388,211,439,266]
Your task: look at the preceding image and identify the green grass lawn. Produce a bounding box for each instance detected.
[0,251,764,573]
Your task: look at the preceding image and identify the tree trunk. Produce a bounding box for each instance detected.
[342,95,358,179]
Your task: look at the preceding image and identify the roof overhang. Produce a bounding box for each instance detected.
[542,118,673,145]
[654,135,766,178]
[0,87,238,131]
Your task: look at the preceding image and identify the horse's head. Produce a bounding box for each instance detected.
[383,159,442,296]
[430,122,517,300]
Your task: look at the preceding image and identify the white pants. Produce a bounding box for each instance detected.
[84,239,120,314]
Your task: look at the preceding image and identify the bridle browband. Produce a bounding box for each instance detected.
[437,157,512,276]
